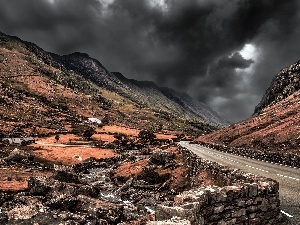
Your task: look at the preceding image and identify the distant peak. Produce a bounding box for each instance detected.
[66,52,90,58]
[111,72,127,81]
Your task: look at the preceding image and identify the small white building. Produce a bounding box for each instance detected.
[87,118,102,125]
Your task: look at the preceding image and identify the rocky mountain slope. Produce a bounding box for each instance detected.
[51,52,227,127]
[0,31,226,137]
[254,61,300,114]
[196,60,300,156]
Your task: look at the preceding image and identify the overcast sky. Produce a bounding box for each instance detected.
[1,0,300,123]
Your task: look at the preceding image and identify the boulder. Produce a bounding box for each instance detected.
[4,148,34,163]
[149,150,175,166]
[52,165,80,183]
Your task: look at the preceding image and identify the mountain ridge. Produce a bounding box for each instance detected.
[0,31,227,137]
[48,41,228,128]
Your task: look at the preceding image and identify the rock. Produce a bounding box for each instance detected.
[77,185,98,198]
[46,195,78,211]
[7,205,38,220]
[55,210,108,224]
[28,177,52,196]
[248,183,258,197]
[137,166,171,185]
[248,218,261,225]
[0,214,8,224]
[235,199,245,207]
[214,205,224,214]
[147,216,192,225]
[155,205,197,224]
[255,61,300,114]
[150,150,175,166]
[247,206,258,213]
[117,177,133,193]
[258,199,269,212]
[52,165,80,183]
[4,148,34,163]
[0,54,4,62]
[231,208,246,218]
[77,195,123,223]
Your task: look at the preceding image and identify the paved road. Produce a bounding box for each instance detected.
[179,141,300,225]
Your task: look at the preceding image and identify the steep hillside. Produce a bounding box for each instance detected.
[0,32,130,136]
[0,31,226,137]
[196,61,300,155]
[52,53,227,127]
[111,72,227,125]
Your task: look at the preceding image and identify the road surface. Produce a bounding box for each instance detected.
[179,141,300,225]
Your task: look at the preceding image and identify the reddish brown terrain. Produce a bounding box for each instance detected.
[0,126,183,192]
[0,31,230,224]
[0,130,218,224]
[0,167,52,191]
[0,32,227,138]
[0,30,294,224]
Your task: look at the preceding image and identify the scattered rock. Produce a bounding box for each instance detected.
[4,148,34,163]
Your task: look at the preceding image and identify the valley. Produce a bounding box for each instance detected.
[0,30,299,224]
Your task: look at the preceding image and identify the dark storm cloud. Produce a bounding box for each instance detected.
[201,53,253,92]
[0,0,299,122]
[195,52,256,121]
[218,53,254,70]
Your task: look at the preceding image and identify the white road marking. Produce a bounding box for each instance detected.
[182,143,299,180]
[245,165,269,173]
[277,174,300,181]
[281,210,294,218]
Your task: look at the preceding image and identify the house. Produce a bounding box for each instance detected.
[87,117,102,125]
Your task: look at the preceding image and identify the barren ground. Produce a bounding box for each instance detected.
[0,126,183,192]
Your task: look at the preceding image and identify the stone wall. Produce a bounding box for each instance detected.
[151,145,281,225]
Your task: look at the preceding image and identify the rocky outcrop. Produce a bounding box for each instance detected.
[4,148,34,164]
[255,61,300,114]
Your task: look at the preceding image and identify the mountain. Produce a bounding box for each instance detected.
[51,52,227,126]
[0,31,227,137]
[254,60,300,114]
[195,60,300,155]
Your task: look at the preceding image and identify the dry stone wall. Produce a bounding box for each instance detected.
[151,145,281,225]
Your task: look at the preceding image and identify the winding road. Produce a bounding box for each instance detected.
[179,141,300,225]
